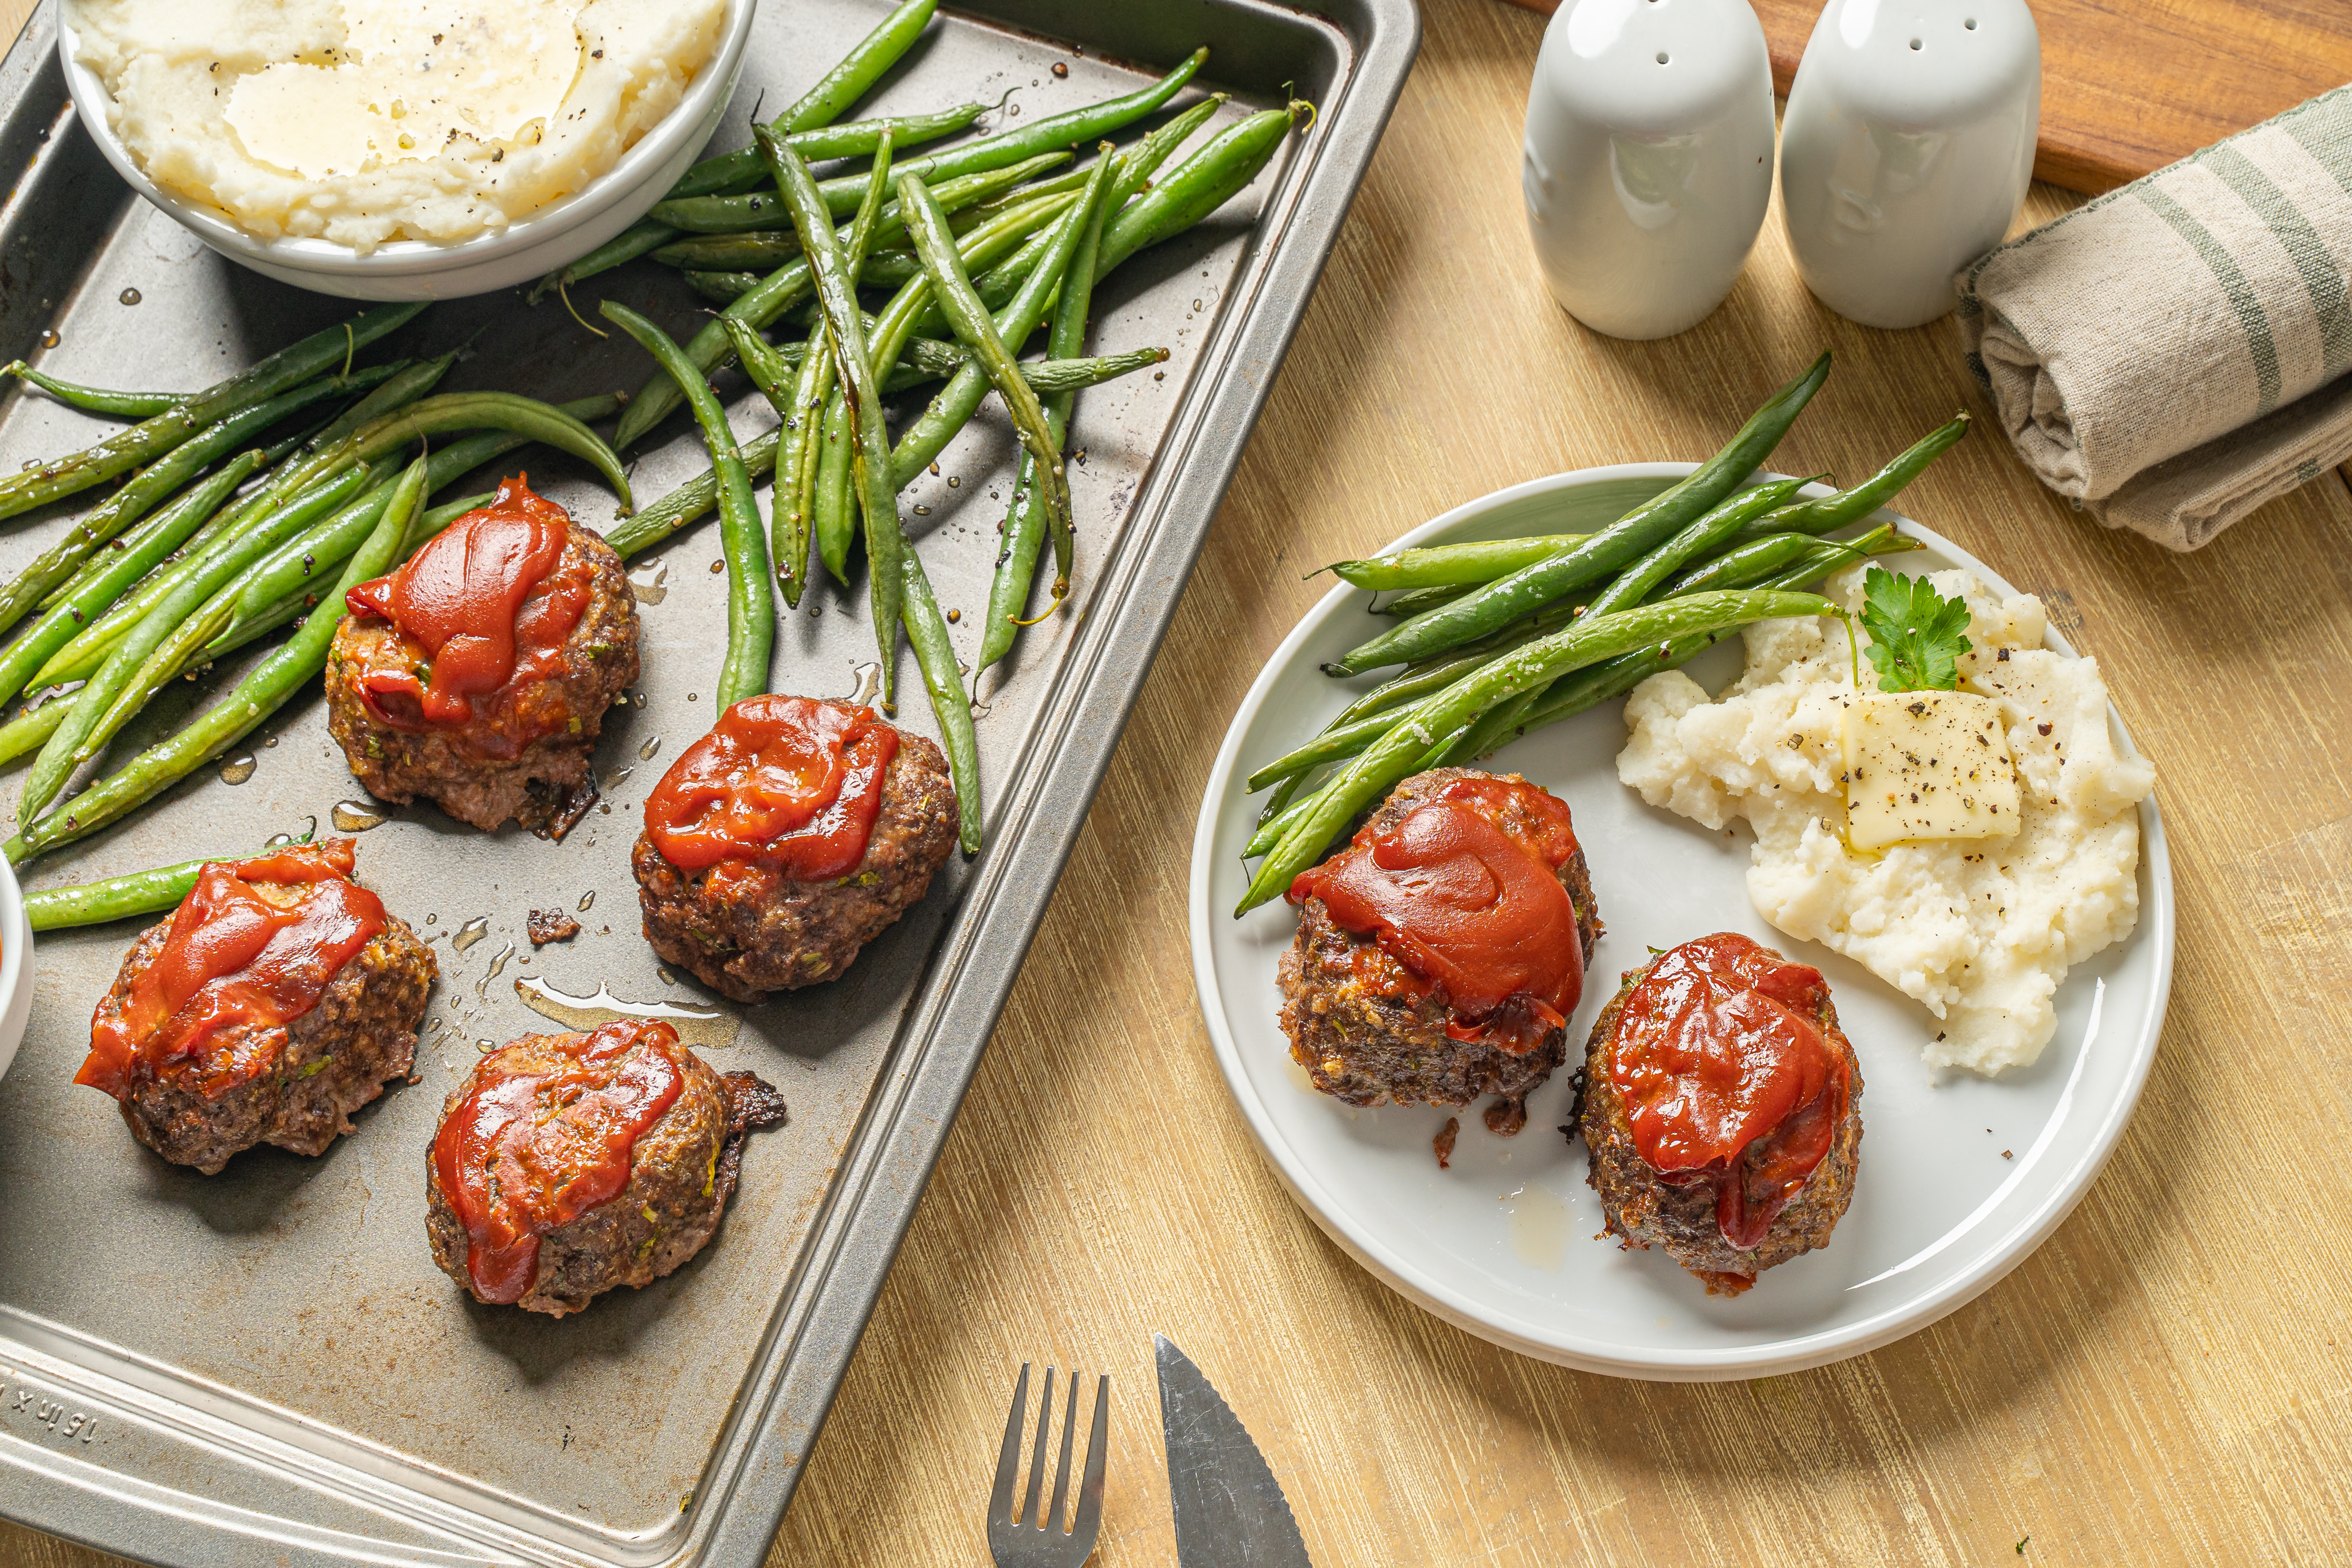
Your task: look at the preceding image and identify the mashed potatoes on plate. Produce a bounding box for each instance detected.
[1617,565,2155,1075]
[67,0,725,252]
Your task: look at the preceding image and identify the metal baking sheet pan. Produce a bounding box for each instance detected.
[0,1,1416,1563]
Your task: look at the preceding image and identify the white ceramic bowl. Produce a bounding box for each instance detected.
[54,0,760,302]
[0,855,33,1084]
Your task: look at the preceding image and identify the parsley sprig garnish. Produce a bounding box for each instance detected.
[1858,566,1973,692]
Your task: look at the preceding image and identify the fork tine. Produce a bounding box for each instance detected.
[1068,1375,1110,1561]
[990,1364,1030,1525]
[1044,1368,1080,1535]
[1020,1366,1054,1530]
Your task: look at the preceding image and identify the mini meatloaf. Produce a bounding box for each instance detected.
[1278,767,1600,1124]
[425,1020,787,1317]
[633,695,959,1002]
[77,839,433,1174]
[1579,933,1862,1293]
[327,474,639,833]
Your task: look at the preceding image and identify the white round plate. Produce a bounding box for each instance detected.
[1189,464,2173,1380]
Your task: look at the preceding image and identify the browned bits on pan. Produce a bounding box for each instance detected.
[1434,1117,1459,1169]
[528,908,582,946]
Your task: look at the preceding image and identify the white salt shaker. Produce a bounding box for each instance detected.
[1520,0,1776,341]
[1779,0,2041,329]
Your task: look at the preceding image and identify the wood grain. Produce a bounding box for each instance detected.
[10,0,2352,1565]
[1501,0,2352,194]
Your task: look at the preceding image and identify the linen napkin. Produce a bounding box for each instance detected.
[1955,85,2352,550]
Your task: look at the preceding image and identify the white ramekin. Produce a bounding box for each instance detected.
[53,0,760,302]
[0,853,32,1083]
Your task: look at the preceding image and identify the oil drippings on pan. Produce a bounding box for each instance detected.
[218,754,257,784]
[330,800,386,831]
[840,661,881,707]
[512,976,737,1049]
[638,735,661,761]
[451,916,489,953]
[475,943,514,999]
[577,890,595,912]
[627,558,667,604]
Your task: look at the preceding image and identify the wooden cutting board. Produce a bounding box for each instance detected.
[1497,0,2352,194]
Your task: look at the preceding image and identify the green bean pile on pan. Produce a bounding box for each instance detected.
[587,0,1310,856]
[1231,353,1973,914]
[0,299,636,868]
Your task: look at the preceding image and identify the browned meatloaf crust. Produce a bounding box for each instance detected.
[1277,767,1601,1113]
[423,1034,788,1317]
[327,521,639,832]
[91,914,435,1174]
[632,728,960,1002]
[1578,953,1863,1290]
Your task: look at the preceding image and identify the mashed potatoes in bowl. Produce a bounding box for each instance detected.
[58,0,750,295]
[1617,563,2157,1077]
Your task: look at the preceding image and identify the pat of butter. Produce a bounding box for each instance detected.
[224,1,585,180]
[1841,689,2020,852]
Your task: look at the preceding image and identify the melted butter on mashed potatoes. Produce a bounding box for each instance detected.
[67,0,725,251]
[1617,565,2155,1075]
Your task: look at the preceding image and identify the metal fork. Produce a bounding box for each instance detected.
[986,1363,1109,1568]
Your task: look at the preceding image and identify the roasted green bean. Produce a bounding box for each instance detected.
[23,463,380,821]
[900,173,1074,593]
[24,854,218,929]
[723,317,814,605]
[607,431,782,561]
[767,128,912,694]
[1332,352,1832,674]
[1371,583,1472,618]
[12,457,428,864]
[671,99,982,204]
[1097,102,1307,278]
[899,550,982,854]
[1108,95,1229,207]
[799,50,1204,224]
[0,453,257,711]
[0,368,392,640]
[614,164,1075,448]
[1235,591,1836,911]
[602,303,772,707]
[0,302,422,525]
[981,149,1117,663]
[1737,414,1969,540]
[1578,474,1818,621]
[3,364,180,419]
[1327,533,1588,591]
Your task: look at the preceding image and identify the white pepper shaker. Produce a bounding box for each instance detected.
[1779,0,2041,329]
[1520,0,1776,341]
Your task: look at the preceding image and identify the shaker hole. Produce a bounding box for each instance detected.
[1965,17,1978,27]
[1656,50,1670,64]
[1909,37,1922,48]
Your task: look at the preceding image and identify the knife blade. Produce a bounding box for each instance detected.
[1155,1333,1315,1568]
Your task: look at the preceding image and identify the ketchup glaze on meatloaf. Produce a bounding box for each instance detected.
[425,1019,787,1317]
[1578,932,1863,1293]
[1278,768,1601,1131]
[327,473,639,834]
[632,695,960,1002]
[79,838,434,1173]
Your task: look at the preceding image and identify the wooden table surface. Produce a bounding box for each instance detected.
[10,0,2352,1564]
